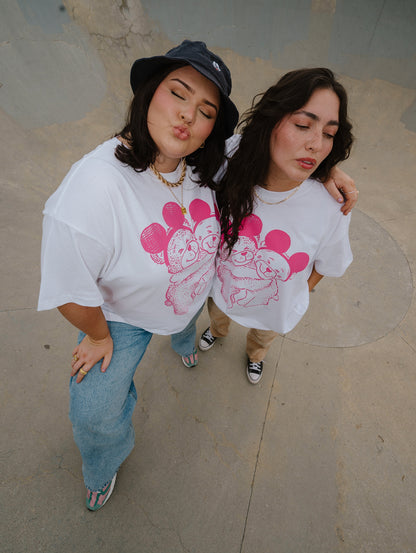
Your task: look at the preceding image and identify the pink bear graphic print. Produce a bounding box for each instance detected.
[217,214,309,308]
[140,200,220,315]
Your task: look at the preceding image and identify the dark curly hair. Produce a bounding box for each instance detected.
[115,61,227,189]
[217,67,354,251]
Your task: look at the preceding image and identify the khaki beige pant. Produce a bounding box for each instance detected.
[207,298,278,363]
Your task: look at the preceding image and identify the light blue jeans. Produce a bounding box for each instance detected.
[69,309,201,491]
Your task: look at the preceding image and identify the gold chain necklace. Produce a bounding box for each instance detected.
[149,158,187,214]
[253,185,300,206]
[149,158,187,188]
[166,185,186,214]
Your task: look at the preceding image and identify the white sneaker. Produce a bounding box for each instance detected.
[199,327,217,351]
[246,360,263,384]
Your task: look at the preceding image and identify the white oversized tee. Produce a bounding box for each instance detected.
[38,138,220,334]
[211,176,353,334]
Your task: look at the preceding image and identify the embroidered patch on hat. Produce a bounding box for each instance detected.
[212,61,221,72]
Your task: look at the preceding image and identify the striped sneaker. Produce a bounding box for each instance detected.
[86,473,117,511]
[181,347,198,368]
[246,360,263,384]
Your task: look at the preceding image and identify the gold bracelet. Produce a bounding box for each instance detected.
[86,334,111,346]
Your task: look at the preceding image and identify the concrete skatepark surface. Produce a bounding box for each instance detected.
[1,1,416,552]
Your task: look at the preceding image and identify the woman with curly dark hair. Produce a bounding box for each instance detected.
[199,68,355,385]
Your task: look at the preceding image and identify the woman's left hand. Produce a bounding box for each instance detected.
[324,166,359,215]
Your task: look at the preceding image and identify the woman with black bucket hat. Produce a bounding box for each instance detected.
[38,40,357,510]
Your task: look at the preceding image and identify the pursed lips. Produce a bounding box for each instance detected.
[173,125,191,140]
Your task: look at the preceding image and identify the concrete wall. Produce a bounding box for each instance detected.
[1,0,415,131]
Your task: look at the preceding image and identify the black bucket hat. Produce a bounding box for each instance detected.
[130,40,239,138]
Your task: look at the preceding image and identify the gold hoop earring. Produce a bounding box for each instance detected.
[199,142,205,149]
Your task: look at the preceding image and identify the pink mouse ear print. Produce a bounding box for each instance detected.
[189,199,211,222]
[288,252,309,275]
[239,214,262,237]
[163,202,185,228]
[264,229,291,254]
[140,223,167,254]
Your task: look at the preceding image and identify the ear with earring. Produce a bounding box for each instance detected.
[199,142,205,149]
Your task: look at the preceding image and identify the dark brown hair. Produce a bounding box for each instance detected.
[217,67,354,251]
[115,61,227,189]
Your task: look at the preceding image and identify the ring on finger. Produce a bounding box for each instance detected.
[72,355,78,362]
[344,190,359,195]
[79,369,88,376]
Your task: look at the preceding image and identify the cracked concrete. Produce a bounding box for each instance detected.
[1,0,416,552]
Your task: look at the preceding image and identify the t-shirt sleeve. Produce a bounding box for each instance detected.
[214,134,242,183]
[37,215,110,310]
[314,211,353,277]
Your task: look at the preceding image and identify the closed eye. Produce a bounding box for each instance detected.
[171,90,214,119]
[296,123,335,139]
[171,90,185,100]
[199,109,213,119]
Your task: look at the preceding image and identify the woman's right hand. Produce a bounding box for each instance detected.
[324,167,358,215]
[70,333,114,383]
[57,303,113,383]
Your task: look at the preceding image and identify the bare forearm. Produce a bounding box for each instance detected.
[58,303,110,341]
[308,267,324,291]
